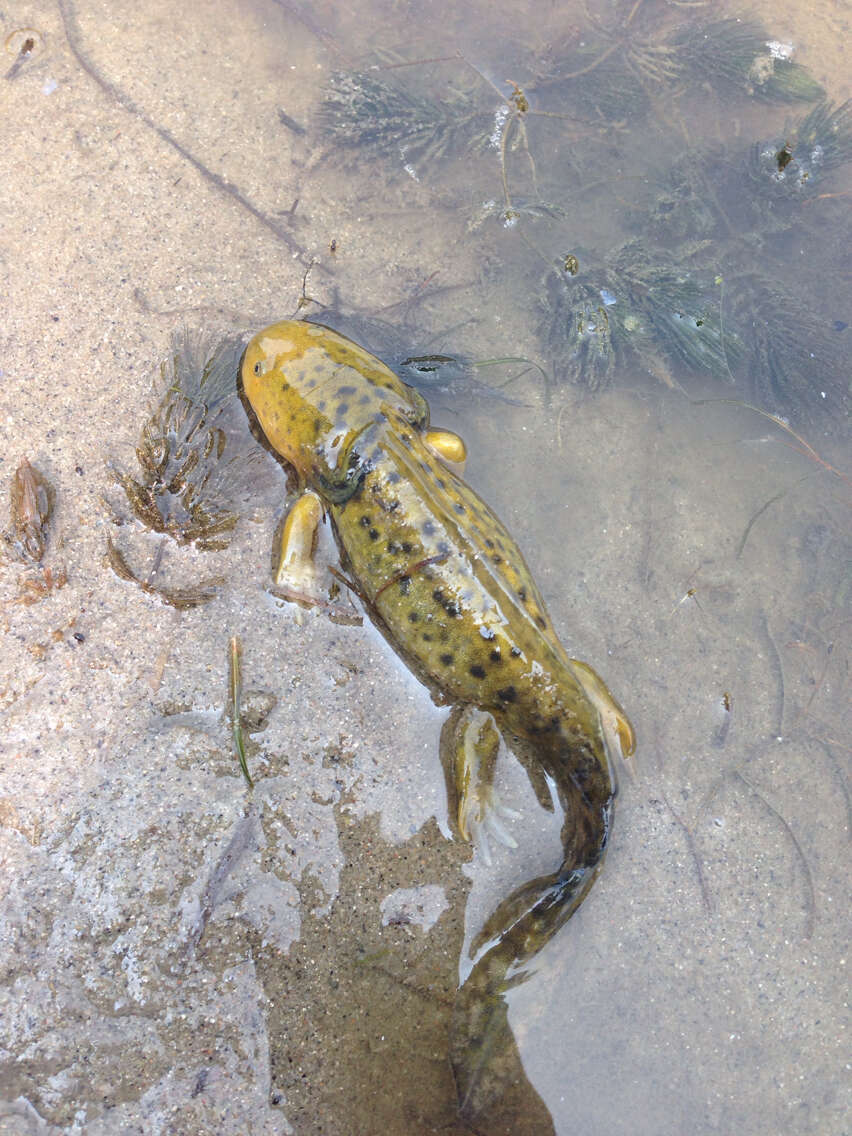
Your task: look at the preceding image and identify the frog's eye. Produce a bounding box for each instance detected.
[253,361,262,376]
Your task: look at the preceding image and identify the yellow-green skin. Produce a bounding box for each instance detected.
[242,319,632,1122]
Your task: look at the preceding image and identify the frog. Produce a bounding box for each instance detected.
[241,318,635,1122]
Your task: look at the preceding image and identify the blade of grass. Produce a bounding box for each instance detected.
[229,635,253,788]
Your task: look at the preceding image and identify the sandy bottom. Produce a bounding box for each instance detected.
[1,1,848,1133]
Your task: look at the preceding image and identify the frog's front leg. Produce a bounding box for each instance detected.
[271,491,363,623]
[440,706,519,865]
[271,490,325,607]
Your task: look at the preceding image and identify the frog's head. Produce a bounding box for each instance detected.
[242,320,331,474]
[243,319,425,486]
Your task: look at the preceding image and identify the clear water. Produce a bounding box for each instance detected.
[0,1,848,1133]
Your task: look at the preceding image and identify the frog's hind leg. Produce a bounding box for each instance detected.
[570,658,637,780]
[440,706,519,865]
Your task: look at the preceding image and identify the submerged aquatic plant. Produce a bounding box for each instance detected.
[114,332,263,552]
[540,240,741,390]
[531,14,823,126]
[107,332,279,608]
[609,240,741,379]
[644,149,725,242]
[318,70,493,168]
[539,269,622,391]
[747,99,852,199]
[532,40,652,124]
[467,196,566,231]
[105,537,223,610]
[670,19,824,103]
[309,6,842,427]
[726,275,849,423]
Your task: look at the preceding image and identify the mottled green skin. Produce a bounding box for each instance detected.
[243,319,621,1123]
[244,321,611,764]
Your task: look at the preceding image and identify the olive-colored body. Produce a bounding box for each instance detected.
[242,319,634,1122]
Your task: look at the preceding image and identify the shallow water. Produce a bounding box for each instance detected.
[1,1,849,1133]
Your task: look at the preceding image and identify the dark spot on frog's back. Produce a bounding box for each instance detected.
[497,686,517,703]
[469,664,486,679]
[432,587,460,618]
[440,652,454,666]
[336,385,357,397]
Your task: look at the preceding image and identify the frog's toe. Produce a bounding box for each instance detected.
[469,801,520,866]
[270,564,327,610]
[485,803,520,848]
[469,816,494,867]
[456,753,520,861]
[424,428,467,475]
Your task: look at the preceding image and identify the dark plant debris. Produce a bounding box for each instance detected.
[113,332,266,551]
[107,332,279,608]
[4,458,55,563]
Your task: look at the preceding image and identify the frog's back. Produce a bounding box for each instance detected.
[332,412,601,743]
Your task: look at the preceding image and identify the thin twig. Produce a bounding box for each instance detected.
[733,772,816,940]
[692,399,851,487]
[761,610,787,739]
[793,641,835,729]
[659,787,714,915]
[58,0,319,270]
[376,54,460,70]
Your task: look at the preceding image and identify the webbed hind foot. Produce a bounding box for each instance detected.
[441,706,520,865]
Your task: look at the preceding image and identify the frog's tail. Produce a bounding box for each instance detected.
[450,771,614,1125]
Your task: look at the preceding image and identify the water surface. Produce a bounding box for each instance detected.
[0,1,848,1133]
